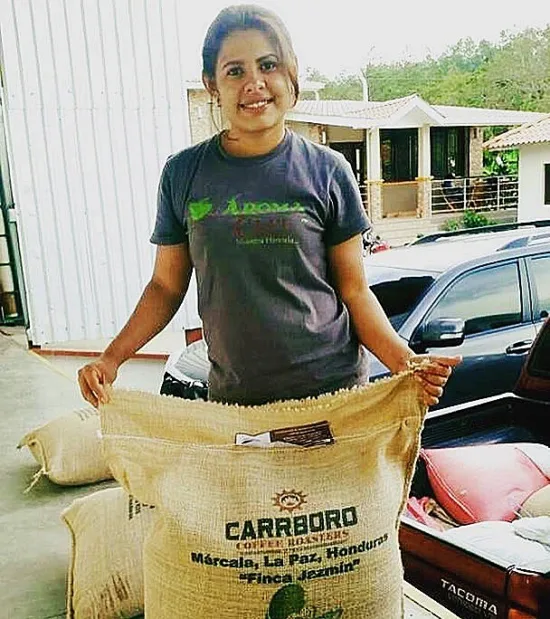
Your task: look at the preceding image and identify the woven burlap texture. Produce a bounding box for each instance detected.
[100,370,427,619]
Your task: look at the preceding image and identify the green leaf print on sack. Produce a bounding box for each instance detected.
[189,198,213,222]
[316,610,344,619]
[266,584,344,619]
[266,584,306,619]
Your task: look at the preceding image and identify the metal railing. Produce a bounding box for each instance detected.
[358,175,519,220]
[359,184,371,219]
[431,175,519,213]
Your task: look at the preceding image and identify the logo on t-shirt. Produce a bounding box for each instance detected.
[189,198,214,222]
[189,196,305,221]
[188,196,306,246]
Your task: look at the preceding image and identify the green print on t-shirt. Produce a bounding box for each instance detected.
[224,197,305,216]
[189,198,214,222]
[188,196,304,246]
[188,197,305,223]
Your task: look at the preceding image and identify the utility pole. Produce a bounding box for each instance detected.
[359,68,369,102]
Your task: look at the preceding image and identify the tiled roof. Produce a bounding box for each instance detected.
[434,105,546,127]
[291,95,417,122]
[484,114,550,149]
[289,97,546,128]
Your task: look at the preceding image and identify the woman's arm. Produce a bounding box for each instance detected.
[78,243,193,406]
[328,234,461,406]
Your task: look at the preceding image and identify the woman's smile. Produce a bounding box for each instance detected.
[239,97,275,112]
[211,29,294,144]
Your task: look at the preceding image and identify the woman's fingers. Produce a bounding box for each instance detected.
[428,354,462,368]
[412,354,462,407]
[78,373,99,408]
[415,375,444,397]
[77,361,115,407]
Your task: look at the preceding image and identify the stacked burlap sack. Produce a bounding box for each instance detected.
[18,406,112,490]
[98,370,427,619]
[18,369,426,618]
[62,486,156,618]
[18,407,156,618]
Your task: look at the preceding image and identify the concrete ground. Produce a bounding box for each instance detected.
[0,327,456,619]
[0,328,162,619]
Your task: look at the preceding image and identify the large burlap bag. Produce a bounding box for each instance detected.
[100,371,426,619]
[18,407,112,490]
[62,486,156,618]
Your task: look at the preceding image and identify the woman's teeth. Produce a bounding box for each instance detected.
[242,100,270,109]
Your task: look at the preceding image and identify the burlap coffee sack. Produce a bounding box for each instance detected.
[62,486,156,618]
[100,371,426,619]
[520,485,550,517]
[18,407,112,490]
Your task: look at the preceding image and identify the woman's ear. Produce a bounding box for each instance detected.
[202,74,217,97]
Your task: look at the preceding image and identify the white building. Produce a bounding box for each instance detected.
[0,0,198,345]
[485,115,550,222]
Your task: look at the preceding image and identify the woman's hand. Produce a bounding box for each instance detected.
[411,354,462,408]
[77,355,119,408]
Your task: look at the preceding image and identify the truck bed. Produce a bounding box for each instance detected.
[421,393,550,449]
[402,392,550,618]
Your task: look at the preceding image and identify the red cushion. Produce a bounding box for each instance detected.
[420,445,549,525]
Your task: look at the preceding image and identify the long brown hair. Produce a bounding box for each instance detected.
[202,4,299,105]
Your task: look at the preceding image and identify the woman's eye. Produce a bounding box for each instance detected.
[260,60,277,72]
[227,66,243,77]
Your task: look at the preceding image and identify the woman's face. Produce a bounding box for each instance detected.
[211,29,295,137]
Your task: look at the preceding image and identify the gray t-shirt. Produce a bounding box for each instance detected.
[151,130,371,404]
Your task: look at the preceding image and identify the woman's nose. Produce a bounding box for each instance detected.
[244,70,266,93]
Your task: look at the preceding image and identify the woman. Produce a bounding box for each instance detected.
[78,4,460,408]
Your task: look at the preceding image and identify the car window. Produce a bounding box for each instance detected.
[530,255,550,321]
[427,262,522,336]
[367,266,435,330]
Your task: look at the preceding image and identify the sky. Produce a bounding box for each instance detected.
[180,0,550,78]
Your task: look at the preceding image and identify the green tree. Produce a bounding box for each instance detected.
[480,28,550,111]
[320,73,362,100]
[311,26,550,112]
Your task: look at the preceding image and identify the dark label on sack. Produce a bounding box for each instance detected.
[235,421,334,448]
[128,495,155,521]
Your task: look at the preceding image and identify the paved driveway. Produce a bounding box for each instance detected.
[0,331,117,618]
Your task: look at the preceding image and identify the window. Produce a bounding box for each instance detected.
[368,266,435,330]
[427,263,522,336]
[380,129,418,182]
[430,127,468,180]
[330,142,365,183]
[530,255,550,321]
[545,164,550,205]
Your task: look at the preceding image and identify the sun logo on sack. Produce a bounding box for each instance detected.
[272,489,307,513]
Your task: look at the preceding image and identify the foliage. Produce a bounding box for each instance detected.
[483,149,519,176]
[441,217,462,232]
[310,26,550,113]
[441,210,496,231]
[462,209,495,228]
[320,73,363,100]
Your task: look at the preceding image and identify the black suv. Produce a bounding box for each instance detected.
[365,220,550,408]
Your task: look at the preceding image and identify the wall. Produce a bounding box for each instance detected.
[286,121,322,143]
[0,0,199,344]
[469,127,484,177]
[381,182,418,216]
[188,89,220,143]
[326,126,363,143]
[518,143,550,222]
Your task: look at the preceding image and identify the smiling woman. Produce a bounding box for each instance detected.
[78,3,459,409]
[201,6,299,156]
